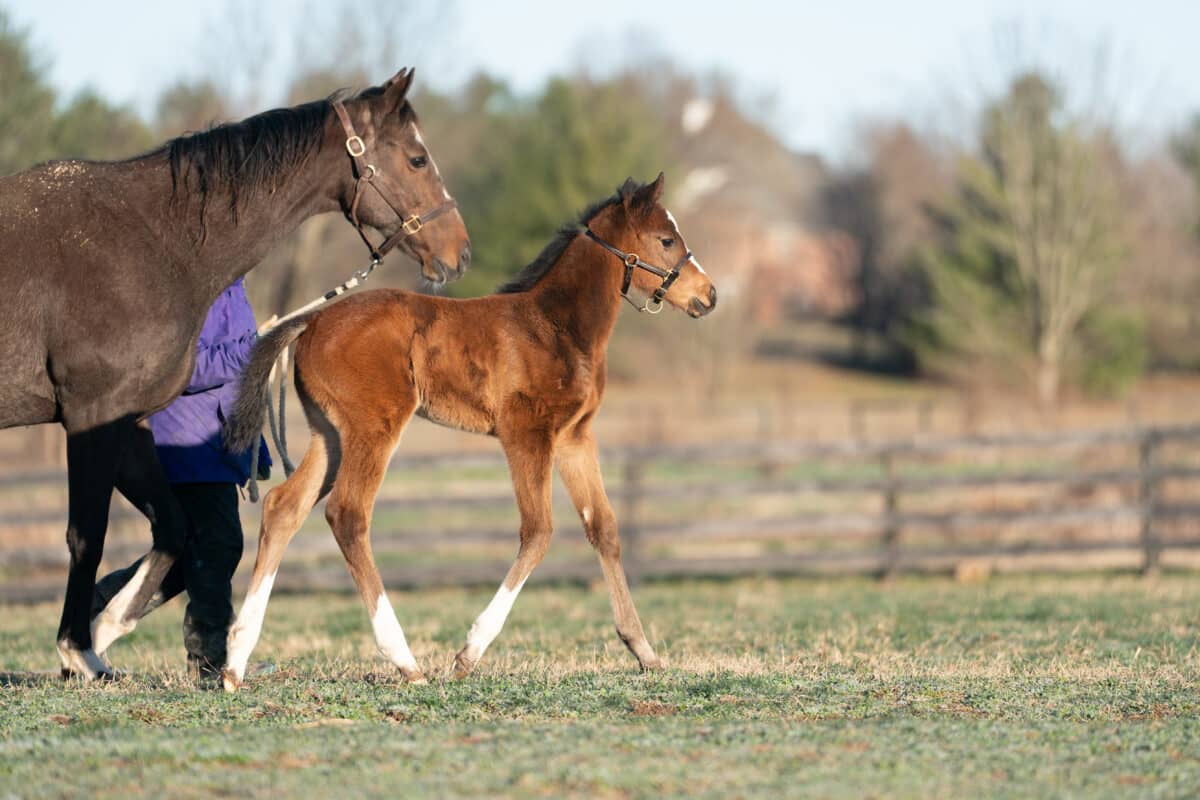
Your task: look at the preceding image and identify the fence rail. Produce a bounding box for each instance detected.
[2,424,1199,603]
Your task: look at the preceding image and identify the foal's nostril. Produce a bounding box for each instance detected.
[458,245,472,272]
[708,286,718,309]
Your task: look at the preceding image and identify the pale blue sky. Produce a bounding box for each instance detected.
[4,0,1194,159]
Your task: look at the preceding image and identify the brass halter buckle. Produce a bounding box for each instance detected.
[401,215,423,235]
[345,135,366,158]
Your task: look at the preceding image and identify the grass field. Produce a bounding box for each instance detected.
[2,574,1199,798]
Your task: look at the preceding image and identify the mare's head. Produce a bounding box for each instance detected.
[590,174,717,317]
[338,68,471,284]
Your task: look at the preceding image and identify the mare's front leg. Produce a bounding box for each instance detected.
[555,431,661,671]
[89,421,189,656]
[453,436,555,679]
[56,416,136,678]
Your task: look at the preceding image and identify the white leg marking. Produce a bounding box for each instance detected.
[91,557,153,655]
[57,641,112,680]
[225,571,277,681]
[462,579,528,663]
[581,507,592,525]
[371,594,419,671]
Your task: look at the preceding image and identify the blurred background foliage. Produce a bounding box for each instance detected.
[2,3,1200,409]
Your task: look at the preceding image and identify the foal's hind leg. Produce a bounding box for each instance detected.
[324,425,425,683]
[453,437,554,679]
[223,434,333,691]
[556,433,661,671]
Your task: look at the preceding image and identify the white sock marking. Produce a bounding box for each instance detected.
[370,595,418,671]
[463,579,527,662]
[57,641,112,679]
[225,571,276,680]
[91,557,153,654]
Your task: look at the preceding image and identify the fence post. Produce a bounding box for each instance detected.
[1139,430,1161,576]
[879,450,900,580]
[621,456,645,584]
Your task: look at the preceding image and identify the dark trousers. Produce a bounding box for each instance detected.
[92,482,244,673]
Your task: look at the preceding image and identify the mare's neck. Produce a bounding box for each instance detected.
[152,116,348,301]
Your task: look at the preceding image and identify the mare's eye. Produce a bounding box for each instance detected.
[410,156,428,169]
[660,237,675,248]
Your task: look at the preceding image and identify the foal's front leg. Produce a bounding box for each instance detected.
[453,438,554,679]
[556,435,661,671]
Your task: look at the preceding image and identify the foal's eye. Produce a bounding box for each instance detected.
[409,156,428,169]
[660,237,675,248]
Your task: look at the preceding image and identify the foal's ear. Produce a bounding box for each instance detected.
[383,67,416,109]
[626,172,665,218]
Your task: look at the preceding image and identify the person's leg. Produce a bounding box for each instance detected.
[173,483,244,677]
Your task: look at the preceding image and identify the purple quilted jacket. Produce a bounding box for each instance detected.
[149,278,270,484]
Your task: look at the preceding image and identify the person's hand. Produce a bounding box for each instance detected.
[257,315,279,336]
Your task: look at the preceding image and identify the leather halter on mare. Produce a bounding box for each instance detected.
[584,229,692,314]
[332,100,458,268]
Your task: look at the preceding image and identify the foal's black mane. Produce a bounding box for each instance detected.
[161,88,415,228]
[496,179,642,294]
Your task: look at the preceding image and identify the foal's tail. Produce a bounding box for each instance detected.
[223,315,314,455]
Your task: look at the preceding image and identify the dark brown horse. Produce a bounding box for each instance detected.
[0,68,470,679]
[221,174,716,688]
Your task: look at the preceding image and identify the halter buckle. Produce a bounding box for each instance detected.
[361,164,377,181]
[643,297,665,314]
[345,136,366,158]
[401,215,423,235]
[623,253,639,267]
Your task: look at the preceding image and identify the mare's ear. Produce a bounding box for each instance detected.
[627,172,665,218]
[383,67,415,112]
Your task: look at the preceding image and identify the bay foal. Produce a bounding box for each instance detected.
[222,174,716,688]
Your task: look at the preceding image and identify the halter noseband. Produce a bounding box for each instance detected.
[584,229,691,314]
[332,100,458,264]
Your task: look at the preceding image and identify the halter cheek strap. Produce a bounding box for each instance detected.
[332,100,458,262]
[584,229,691,314]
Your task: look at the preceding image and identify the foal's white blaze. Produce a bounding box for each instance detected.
[370,594,419,671]
[665,208,708,277]
[91,556,153,654]
[463,578,528,662]
[225,571,277,681]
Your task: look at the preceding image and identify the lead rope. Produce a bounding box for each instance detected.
[245,256,381,501]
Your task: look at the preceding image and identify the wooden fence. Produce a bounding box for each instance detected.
[2,424,1199,603]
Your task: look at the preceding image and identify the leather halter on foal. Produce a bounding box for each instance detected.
[332,100,458,265]
[584,229,692,314]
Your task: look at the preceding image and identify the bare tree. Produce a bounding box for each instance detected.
[917,73,1127,407]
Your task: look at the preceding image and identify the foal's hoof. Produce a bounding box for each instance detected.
[452,649,476,681]
[400,666,428,685]
[221,669,242,693]
[639,657,664,673]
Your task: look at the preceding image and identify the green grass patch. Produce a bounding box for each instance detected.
[2,574,1199,797]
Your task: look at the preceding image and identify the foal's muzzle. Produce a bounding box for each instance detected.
[688,286,718,318]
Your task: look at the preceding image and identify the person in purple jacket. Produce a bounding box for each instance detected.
[92,277,270,679]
